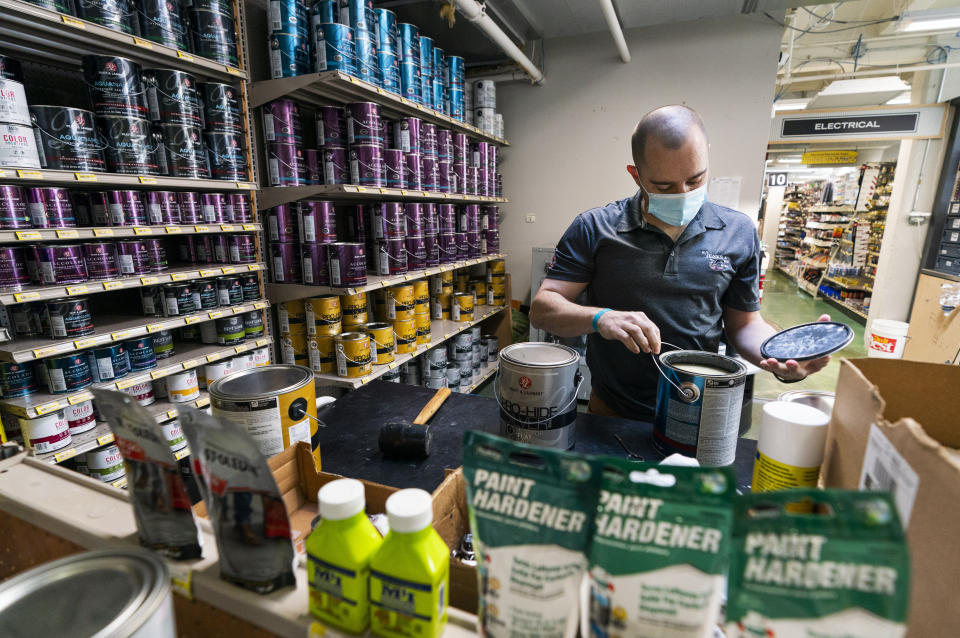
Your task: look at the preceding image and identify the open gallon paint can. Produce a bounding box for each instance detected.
[0,547,175,637]
[653,349,747,466]
[209,364,319,462]
[496,342,581,449]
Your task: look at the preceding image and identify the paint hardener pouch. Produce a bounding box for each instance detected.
[178,405,296,593]
[463,431,603,638]
[726,489,910,638]
[586,460,734,638]
[93,389,202,560]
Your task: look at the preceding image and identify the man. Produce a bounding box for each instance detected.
[529,105,829,421]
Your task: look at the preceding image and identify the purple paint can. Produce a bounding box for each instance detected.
[267,142,306,186]
[421,123,437,157]
[482,205,499,230]
[452,133,468,165]
[267,204,299,242]
[477,167,489,196]
[116,239,151,275]
[393,117,420,153]
[405,235,426,270]
[323,147,348,185]
[422,203,438,235]
[270,241,302,283]
[346,205,366,243]
[437,204,456,234]
[26,188,75,228]
[316,105,347,148]
[201,193,228,223]
[377,237,407,275]
[485,228,500,254]
[24,245,41,283]
[325,242,366,287]
[210,235,229,263]
[423,234,439,266]
[0,186,29,229]
[142,238,167,271]
[300,242,328,285]
[437,161,452,193]
[496,173,503,198]
[454,232,468,259]
[345,102,381,146]
[349,144,383,186]
[403,203,423,237]
[145,191,180,225]
[378,202,405,239]
[305,149,321,184]
[37,244,88,284]
[300,200,337,243]
[383,149,404,188]
[437,128,453,160]
[471,142,489,168]
[107,190,146,226]
[488,145,498,174]
[83,242,120,280]
[0,246,30,289]
[465,165,478,196]
[404,152,422,190]
[421,156,438,191]
[452,163,466,195]
[380,119,392,150]
[262,98,302,145]
[460,204,480,232]
[466,230,482,257]
[230,234,256,263]
[194,235,213,263]
[229,194,253,223]
[437,232,457,264]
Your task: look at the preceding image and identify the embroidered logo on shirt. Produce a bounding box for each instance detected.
[701,250,732,272]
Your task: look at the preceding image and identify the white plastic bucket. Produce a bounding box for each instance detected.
[867,319,909,358]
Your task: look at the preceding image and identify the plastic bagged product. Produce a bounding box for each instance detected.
[93,389,202,560]
[178,405,296,593]
[462,431,603,638]
[726,489,910,638]
[585,460,735,638]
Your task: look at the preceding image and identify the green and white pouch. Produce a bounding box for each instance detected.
[726,489,910,638]
[585,460,734,638]
[463,431,603,638]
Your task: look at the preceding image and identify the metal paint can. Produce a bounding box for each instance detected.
[125,337,157,371]
[497,342,580,449]
[267,205,299,244]
[458,359,472,388]
[88,344,131,382]
[487,282,506,306]
[304,149,321,184]
[414,311,431,345]
[265,141,307,187]
[200,82,243,134]
[378,238,407,275]
[194,235,213,263]
[160,123,209,178]
[145,191,180,225]
[107,190,146,226]
[153,330,174,360]
[392,317,416,354]
[333,332,371,378]
[412,279,429,306]
[455,273,469,293]
[313,22,356,74]
[229,194,253,223]
[394,117,420,153]
[99,115,159,175]
[161,418,188,453]
[449,332,471,361]
[484,334,499,359]
[436,161,452,192]
[373,202,404,239]
[20,411,71,453]
[37,244,87,284]
[117,239,151,275]
[270,241,302,283]
[323,146,348,184]
[0,361,38,397]
[405,236,426,270]
[46,297,93,338]
[301,242,328,286]
[378,51,400,91]
[205,131,247,181]
[165,369,200,403]
[145,68,202,127]
[138,0,188,49]
[455,232,469,259]
[484,229,500,254]
[252,346,271,367]
[445,361,460,391]
[437,233,457,264]
[123,379,155,406]
[469,279,487,303]
[653,350,747,466]
[402,202,423,236]
[82,55,147,118]
[451,292,474,322]
[269,0,309,37]
[45,353,93,394]
[305,295,341,336]
[364,321,394,364]
[216,315,246,345]
[383,149,404,187]
[230,234,256,264]
[404,151,422,189]
[277,299,306,335]
[142,238,167,272]
[437,204,456,233]
[423,346,447,377]
[0,55,23,82]
[241,273,260,301]
[29,106,105,172]
[326,242,366,287]
[210,364,319,458]
[300,200,336,243]
[199,193,225,223]
[178,192,202,223]
[243,310,265,338]
[315,105,346,148]
[354,30,378,84]
[26,187,75,228]
[262,98,303,145]
[345,102,381,147]
[0,186,29,229]
[399,63,420,103]
[199,320,218,345]
[309,335,335,373]
[340,291,368,326]
[431,292,450,320]
[386,284,415,320]
[65,399,97,434]
[192,279,218,310]
[349,144,383,186]
[217,275,242,306]
[0,123,41,168]
[190,9,239,66]
[423,235,439,267]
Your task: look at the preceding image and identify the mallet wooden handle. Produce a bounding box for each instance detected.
[413,387,452,425]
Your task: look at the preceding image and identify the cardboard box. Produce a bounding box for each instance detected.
[821,358,960,638]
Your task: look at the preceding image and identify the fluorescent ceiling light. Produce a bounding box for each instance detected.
[896,9,960,32]
[777,157,803,163]
[886,91,912,105]
[774,99,809,111]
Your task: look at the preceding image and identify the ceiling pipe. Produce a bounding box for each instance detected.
[596,0,630,63]
[453,0,544,83]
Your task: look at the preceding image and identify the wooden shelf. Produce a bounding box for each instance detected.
[258,184,507,210]
[266,254,505,301]
[0,223,261,244]
[0,263,264,306]
[0,168,255,191]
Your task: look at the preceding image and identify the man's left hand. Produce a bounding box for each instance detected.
[757,314,833,382]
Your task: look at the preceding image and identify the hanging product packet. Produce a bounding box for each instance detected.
[178,405,296,594]
[93,389,202,560]
[462,431,603,638]
[585,460,735,638]
[726,489,910,638]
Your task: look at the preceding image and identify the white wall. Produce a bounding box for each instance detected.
[496,15,783,301]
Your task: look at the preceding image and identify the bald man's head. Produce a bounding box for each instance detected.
[631,105,707,171]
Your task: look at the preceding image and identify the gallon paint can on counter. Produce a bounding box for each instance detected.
[65,399,97,434]
[19,411,71,453]
[335,331,372,378]
[497,342,581,449]
[653,350,747,466]
[209,364,319,460]
[0,123,42,169]
[30,105,106,172]
[123,379,156,406]
[45,353,93,394]
[0,548,175,638]
[86,443,126,482]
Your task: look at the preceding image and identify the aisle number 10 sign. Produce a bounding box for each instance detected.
[767,172,788,187]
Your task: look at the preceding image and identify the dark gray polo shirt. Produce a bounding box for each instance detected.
[546,190,762,420]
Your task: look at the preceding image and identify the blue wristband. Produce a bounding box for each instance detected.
[592,308,612,332]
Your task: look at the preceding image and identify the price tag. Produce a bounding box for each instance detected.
[254,301,268,310]
[115,377,140,389]
[176,50,194,61]
[56,229,79,239]
[134,227,153,235]
[169,563,194,600]
[208,310,224,319]
[73,337,98,349]
[61,14,86,27]
[174,448,191,461]
[377,87,384,94]
[442,194,450,199]
[404,274,413,280]
[356,186,367,193]
[69,392,93,404]
[220,266,236,274]
[184,315,204,324]
[35,401,62,416]
[15,231,41,240]
[16,170,43,179]
[196,397,210,408]
[360,377,370,385]
[111,477,127,489]
[166,410,177,420]
[66,284,88,295]
[97,433,115,446]
[181,359,198,370]
[53,448,78,463]
[242,224,257,231]
[388,362,399,369]
[236,182,252,190]
[206,353,221,363]
[170,272,192,281]
[150,369,166,380]
[13,291,40,302]
[165,226,182,234]
[140,276,159,285]
[379,188,388,194]
[220,224,235,231]
[247,264,261,271]
[111,330,134,341]
[147,323,167,333]
[199,269,220,277]
[32,346,62,359]
[235,345,248,353]
[401,190,408,195]
[444,333,452,339]
[226,66,243,76]
[308,621,327,638]
[93,228,113,237]
[400,97,410,104]
[193,225,209,233]
[132,37,153,48]
[257,338,270,347]
[137,176,157,184]
[232,306,245,314]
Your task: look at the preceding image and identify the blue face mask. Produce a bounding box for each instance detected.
[642,183,708,227]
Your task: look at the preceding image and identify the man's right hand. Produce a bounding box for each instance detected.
[596,310,662,354]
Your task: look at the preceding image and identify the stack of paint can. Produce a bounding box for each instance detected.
[342,0,378,85]
[138,0,189,51]
[316,104,347,185]
[311,1,356,75]
[346,101,383,187]
[456,204,482,258]
[144,67,207,179]
[263,98,306,187]
[75,0,137,35]
[297,200,336,285]
[0,57,42,170]
[378,283,418,358]
[432,46,447,113]
[375,8,400,92]
[445,55,465,121]
[197,80,248,180]
[398,22,420,103]
[473,80,497,135]
[269,0,310,79]
[188,0,240,67]
[418,36,433,108]
[367,202,404,276]
[421,345,447,389]
[447,330,473,391]
[428,270,453,322]
[412,278,431,346]
[487,258,506,305]
[482,205,500,254]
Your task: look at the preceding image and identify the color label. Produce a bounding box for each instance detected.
[370,571,445,637]
[752,450,820,492]
[868,334,898,355]
[308,556,368,629]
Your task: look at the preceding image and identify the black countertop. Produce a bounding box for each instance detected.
[316,381,757,493]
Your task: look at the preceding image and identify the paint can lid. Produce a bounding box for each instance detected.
[760,321,854,361]
[319,478,366,520]
[500,342,578,367]
[386,488,433,533]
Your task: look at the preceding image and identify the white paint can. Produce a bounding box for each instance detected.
[86,443,125,482]
[252,346,271,367]
[165,369,199,403]
[160,418,188,453]
[474,80,496,109]
[201,359,233,388]
[65,399,96,435]
[0,79,31,126]
[0,123,41,168]
[19,411,71,453]
[123,379,155,406]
